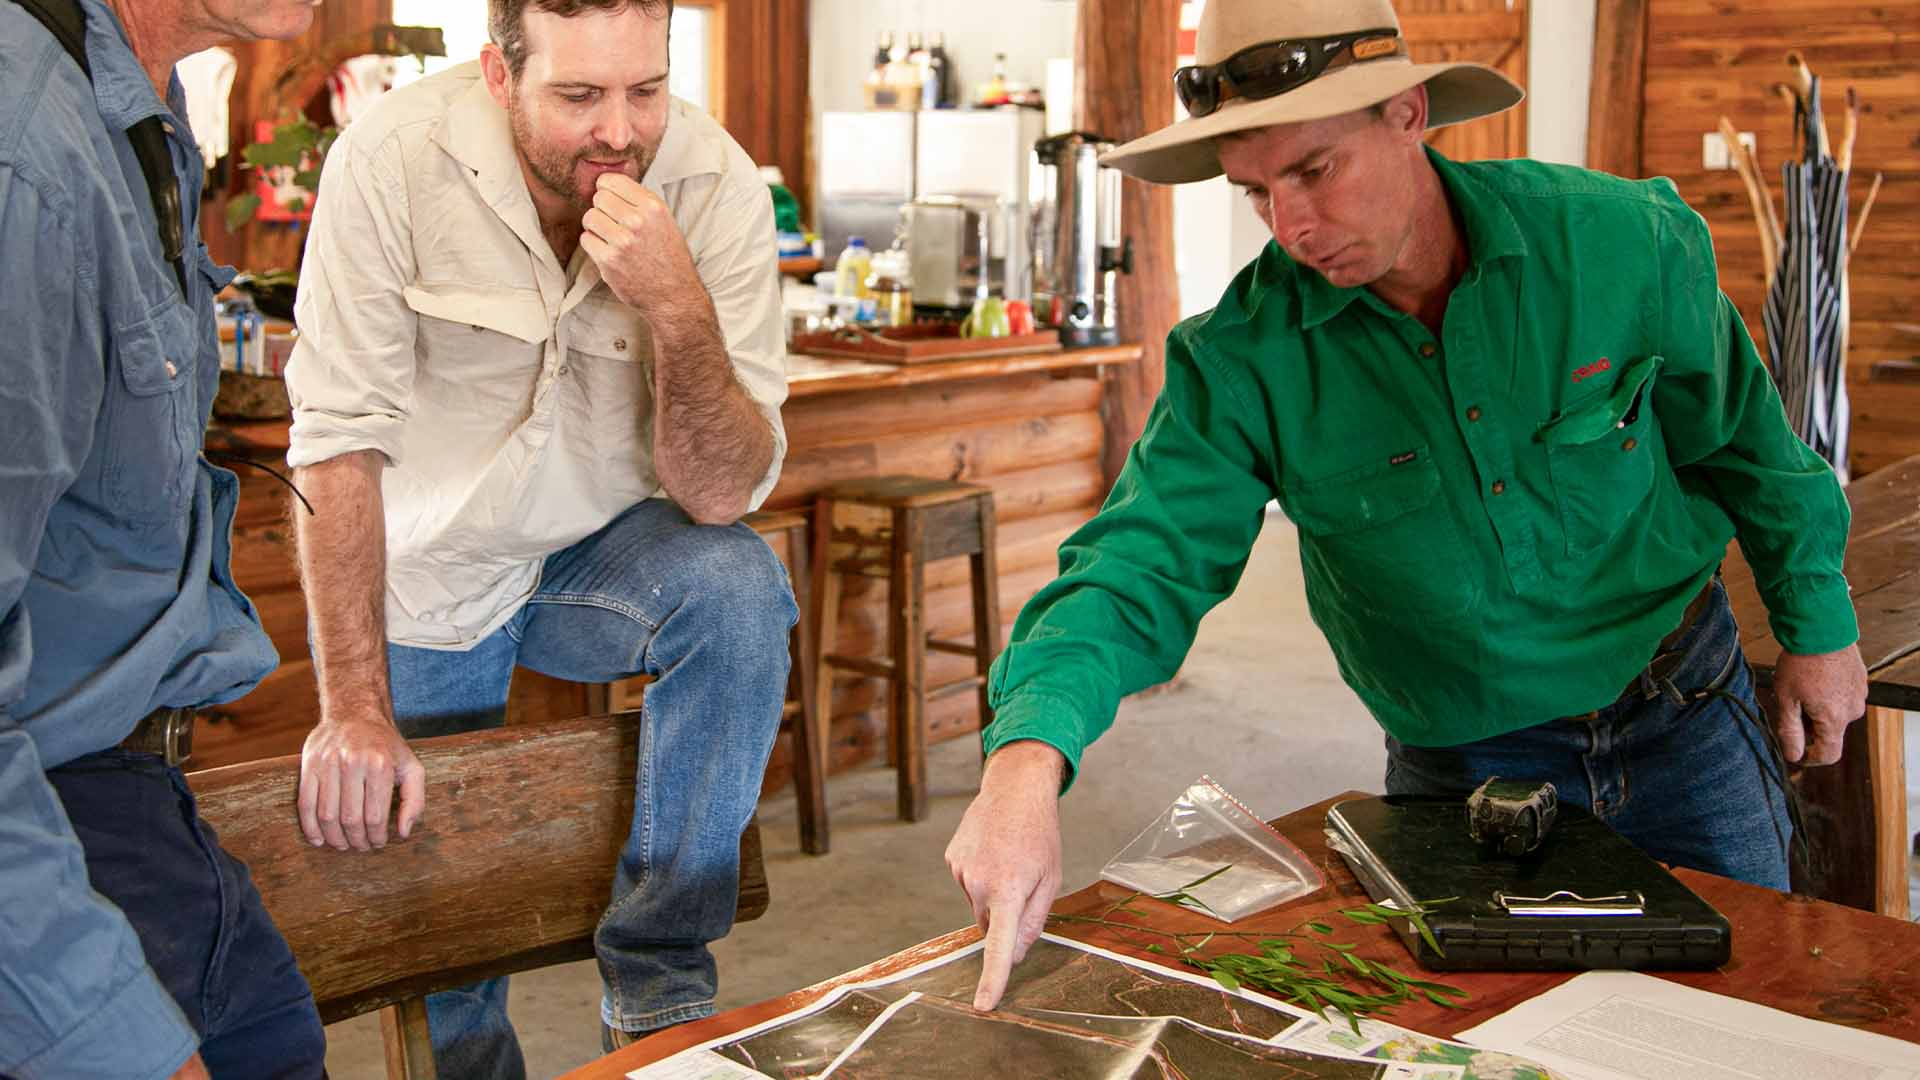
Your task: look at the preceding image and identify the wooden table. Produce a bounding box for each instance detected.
[1722,452,1920,918]
[568,792,1920,1078]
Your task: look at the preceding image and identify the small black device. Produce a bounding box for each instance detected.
[1326,795,1731,971]
[1466,777,1559,857]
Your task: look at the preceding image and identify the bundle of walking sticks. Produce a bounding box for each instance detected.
[1717,50,1881,290]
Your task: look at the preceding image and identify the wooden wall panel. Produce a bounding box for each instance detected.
[1400,0,1529,162]
[719,0,811,220]
[1077,0,1181,486]
[752,370,1113,801]
[1640,0,1920,478]
[1587,0,1649,176]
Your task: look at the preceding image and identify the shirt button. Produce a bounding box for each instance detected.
[419,611,437,623]
[1419,342,1437,358]
[164,360,178,378]
[557,364,571,376]
[1622,437,1639,452]
[1466,406,1482,423]
[1491,480,1507,495]
[613,337,628,352]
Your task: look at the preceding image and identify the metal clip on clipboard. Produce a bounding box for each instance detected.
[1494,890,1647,917]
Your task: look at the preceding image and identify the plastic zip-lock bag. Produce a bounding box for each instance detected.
[1099,775,1324,923]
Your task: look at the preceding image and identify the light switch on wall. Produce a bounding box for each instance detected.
[1702,130,1758,170]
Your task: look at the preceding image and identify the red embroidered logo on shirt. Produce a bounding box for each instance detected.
[1572,357,1612,383]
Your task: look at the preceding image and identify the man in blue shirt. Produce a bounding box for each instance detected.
[1,1,327,1076]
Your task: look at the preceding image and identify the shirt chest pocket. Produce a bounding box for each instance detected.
[1280,447,1480,619]
[1537,354,1662,559]
[104,307,197,525]
[401,284,549,387]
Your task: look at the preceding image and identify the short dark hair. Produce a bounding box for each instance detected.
[489,0,673,77]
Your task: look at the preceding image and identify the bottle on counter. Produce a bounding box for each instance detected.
[865,31,907,108]
[976,52,1011,107]
[906,31,930,91]
[835,236,873,301]
[924,32,953,109]
[866,248,914,327]
[885,39,923,105]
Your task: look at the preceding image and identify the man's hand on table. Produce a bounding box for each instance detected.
[1768,643,1868,765]
[298,707,425,851]
[945,740,1065,1012]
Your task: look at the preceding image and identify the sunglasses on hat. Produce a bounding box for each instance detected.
[1174,28,1405,119]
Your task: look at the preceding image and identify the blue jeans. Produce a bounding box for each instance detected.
[1384,577,1794,890]
[46,750,327,1078]
[386,499,794,1080]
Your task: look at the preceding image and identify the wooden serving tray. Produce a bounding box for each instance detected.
[790,323,1062,365]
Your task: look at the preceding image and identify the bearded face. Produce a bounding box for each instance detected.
[486,5,673,214]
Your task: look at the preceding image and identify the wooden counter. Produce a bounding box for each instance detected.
[197,344,1140,795]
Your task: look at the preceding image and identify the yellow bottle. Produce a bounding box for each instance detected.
[835,236,873,301]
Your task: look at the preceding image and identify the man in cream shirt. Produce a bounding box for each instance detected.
[284,1,795,1074]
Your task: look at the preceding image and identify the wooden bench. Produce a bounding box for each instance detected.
[188,712,769,1079]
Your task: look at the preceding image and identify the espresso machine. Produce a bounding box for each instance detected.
[1031,132,1131,347]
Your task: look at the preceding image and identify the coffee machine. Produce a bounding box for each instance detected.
[1031,132,1131,347]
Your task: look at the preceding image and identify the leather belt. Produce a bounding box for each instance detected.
[118,706,195,767]
[1618,577,1719,701]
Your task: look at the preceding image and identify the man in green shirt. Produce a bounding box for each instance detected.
[947,0,1869,1011]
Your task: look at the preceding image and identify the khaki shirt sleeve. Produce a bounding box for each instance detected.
[285,127,421,471]
[678,155,788,511]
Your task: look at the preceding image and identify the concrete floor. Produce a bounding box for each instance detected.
[322,513,1920,1077]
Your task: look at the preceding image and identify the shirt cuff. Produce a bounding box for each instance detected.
[982,691,1091,794]
[1765,573,1860,656]
[285,411,405,470]
[13,967,196,1080]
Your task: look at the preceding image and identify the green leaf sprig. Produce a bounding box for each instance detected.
[1051,866,1468,1035]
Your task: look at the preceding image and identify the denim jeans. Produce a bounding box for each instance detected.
[385,498,794,1080]
[1384,577,1794,890]
[46,750,327,1079]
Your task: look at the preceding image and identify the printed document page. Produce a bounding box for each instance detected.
[1459,971,1920,1080]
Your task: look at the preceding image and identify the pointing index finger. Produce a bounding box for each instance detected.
[973,899,1022,1011]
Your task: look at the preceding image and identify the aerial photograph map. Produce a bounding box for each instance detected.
[630,935,1559,1080]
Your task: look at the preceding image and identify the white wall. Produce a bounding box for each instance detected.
[1528,0,1596,167]
[808,0,1079,135]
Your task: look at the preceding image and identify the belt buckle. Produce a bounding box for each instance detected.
[157,707,194,767]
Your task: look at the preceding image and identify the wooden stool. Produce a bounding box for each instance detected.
[811,476,1001,823]
[744,509,830,855]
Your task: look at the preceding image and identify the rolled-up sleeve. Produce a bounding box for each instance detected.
[285,127,421,470]
[0,168,197,1080]
[681,159,787,510]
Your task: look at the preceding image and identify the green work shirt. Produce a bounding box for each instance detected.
[986,149,1857,783]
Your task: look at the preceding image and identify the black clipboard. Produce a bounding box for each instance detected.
[1325,795,1731,971]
